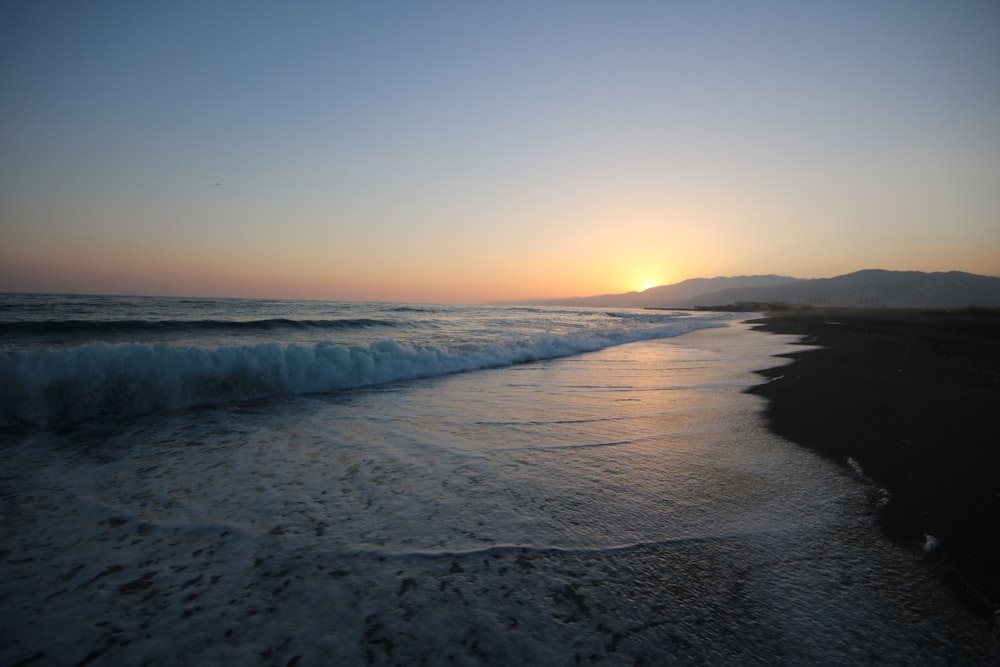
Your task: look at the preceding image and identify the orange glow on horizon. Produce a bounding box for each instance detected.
[639,280,660,292]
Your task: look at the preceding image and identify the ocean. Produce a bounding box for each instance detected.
[1,294,997,665]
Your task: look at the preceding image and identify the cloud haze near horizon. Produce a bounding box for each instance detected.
[2,1,998,303]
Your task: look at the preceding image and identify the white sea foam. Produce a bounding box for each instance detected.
[846,456,867,478]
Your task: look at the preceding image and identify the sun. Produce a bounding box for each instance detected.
[639,278,661,292]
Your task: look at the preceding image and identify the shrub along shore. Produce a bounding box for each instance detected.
[746,309,1000,620]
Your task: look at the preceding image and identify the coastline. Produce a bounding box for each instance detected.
[5,317,1000,663]
[746,309,1000,618]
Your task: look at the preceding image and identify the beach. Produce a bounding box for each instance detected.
[748,310,1000,617]
[3,300,1000,664]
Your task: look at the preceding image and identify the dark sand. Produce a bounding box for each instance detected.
[747,310,1000,618]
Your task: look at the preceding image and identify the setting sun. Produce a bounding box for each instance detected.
[639,279,662,292]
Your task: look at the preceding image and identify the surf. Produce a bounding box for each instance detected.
[1,319,723,425]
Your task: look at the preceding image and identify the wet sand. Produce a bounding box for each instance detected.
[747,310,1000,617]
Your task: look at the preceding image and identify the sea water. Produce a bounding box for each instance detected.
[1,295,997,664]
[0,295,733,426]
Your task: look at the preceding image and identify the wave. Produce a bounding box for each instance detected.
[0,317,397,338]
[605,310,690,322]
[351,530,784,560]
[0,319,723,425]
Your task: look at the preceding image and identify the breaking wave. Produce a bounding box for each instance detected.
[1,320,720,425]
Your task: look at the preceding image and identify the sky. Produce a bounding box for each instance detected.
[2,1,999,303]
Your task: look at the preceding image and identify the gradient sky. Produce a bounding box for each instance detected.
[2,1,999,303]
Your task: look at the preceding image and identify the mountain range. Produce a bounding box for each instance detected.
[506,270,1000,310]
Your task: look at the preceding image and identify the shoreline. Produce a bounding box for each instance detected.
[745,309,1000,618]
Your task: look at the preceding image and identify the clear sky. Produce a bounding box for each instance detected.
[2,1,998,303]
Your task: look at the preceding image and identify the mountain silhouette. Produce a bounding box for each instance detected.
[505,270,1000,309]
[684,270,1000,309]
[504,275,798,308]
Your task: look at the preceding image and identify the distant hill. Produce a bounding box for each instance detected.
[686,270,1000,309]
[502,270,1000,310]
[504,275,799,308]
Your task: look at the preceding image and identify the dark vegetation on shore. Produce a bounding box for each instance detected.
[747,308,1000,620]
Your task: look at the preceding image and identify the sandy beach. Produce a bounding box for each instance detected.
[747,310,1000,617]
